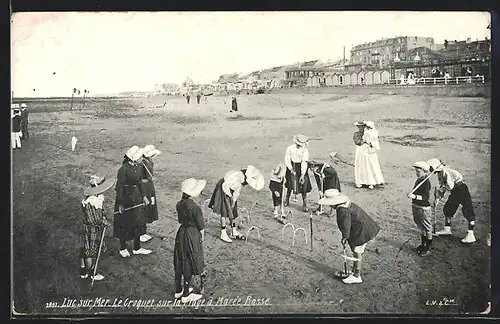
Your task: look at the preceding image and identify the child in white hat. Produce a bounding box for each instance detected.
[407,161,433,256]
[426,158,476,243]
[269,163,286,221]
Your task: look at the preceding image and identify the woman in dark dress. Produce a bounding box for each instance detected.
[284,134,313,211]
[138,145,162,243]
[174,178,206,303]
[113,145,152,258]
[309,161,342,215]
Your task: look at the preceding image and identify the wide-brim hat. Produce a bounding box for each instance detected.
[125,145,143,161]
[181,178,206,198]
[318,189,348,206]
[364,121,375,128]
[20,103,27,108]
[143,144,162,158]
[84,176,116,196]
[413,161,430,172]
[293,134,309,146]
[272,163,287,178]
[245,165,265,191]
[426,158,444,172]
[354,121,366,126]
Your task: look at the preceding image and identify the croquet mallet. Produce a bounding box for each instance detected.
[91,226,107,287]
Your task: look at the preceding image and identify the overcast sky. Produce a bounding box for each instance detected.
[11,11,490,97]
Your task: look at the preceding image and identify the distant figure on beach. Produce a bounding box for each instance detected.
[196,93,201,104]
[186,94,191,104]
[230,96,238,112]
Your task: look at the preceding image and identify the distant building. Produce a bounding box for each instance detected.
[154,83,179,94]
[350,36,435,68]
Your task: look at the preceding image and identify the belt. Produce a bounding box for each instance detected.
[412,204,431,209]
[123,184,138,187]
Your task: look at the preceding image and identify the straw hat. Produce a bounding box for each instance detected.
[181,178,206,198]
[364,121,375,129]
[272,163,287,178]
[318,189,348,206]
[413,161,430,172]
[293,134,309,146]
[142,144,162,158]
[20,103,27,108]
[125,145,143,161]
[84,175,116,196]
[426,158,444,172]
[244,165,265,191]
[354,121,365,126]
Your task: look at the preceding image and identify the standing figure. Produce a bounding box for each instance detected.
[186,94,191,104]
[284,134,313,212]
[79,175,116,281]
[308,160,341,214]
[196,93,201,104]
[208,166,264,243]
[407,161,433,256]
[354,121,384,189]
[231,96,238,112]
[269,163,286,220]
[138,145,162,243]
[11,108,22,149]
[113,145,152,257]
[20,103,29,140]
[174,178,206,303]
[318,189,381,284]
[427,158,476,243]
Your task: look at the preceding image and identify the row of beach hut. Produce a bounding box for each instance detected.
[306,70,392,87]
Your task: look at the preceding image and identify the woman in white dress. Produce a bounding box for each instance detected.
[354,121,384,189]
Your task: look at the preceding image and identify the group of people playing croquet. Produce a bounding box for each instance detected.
[76,121,478,302]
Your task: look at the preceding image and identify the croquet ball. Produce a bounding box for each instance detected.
[162,237,166,241]
[375,248,380,254]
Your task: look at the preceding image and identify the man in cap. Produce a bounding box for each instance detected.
[20,103,29,140]
[427,158,476,243]
[407,161,433,256]
[318,189,381,284]
[208,166,264,243]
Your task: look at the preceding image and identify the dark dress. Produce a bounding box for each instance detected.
[208,178,240,221]
[20,110,29,139]
[231,98,238,111]
[285,162,312,194]
[113,162,147,241]
[174,198,205,278]
[336,202,381,251]
[313,163,341,193]
[140,158,159,223]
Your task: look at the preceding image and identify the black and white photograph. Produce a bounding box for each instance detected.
[11,11,491,316]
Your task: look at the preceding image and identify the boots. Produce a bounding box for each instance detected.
[461,230,476,244]
[220,229,232,243]
[416,235,425,254]
[284,190,291,206]
[436,225,452,236]
[419,237,432,256]
[302,194,309,212]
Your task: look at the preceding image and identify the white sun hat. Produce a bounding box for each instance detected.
[413,161,430,172]
[426,158,444,172]
[142,144,162,158]
[318,189,348,206]
[245,165,265,191]
[84,175,116,196]
[125,145,144,161]
[181,178,207,198]
[293,134,309,147]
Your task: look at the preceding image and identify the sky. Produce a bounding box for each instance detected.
[11,11,490,97]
